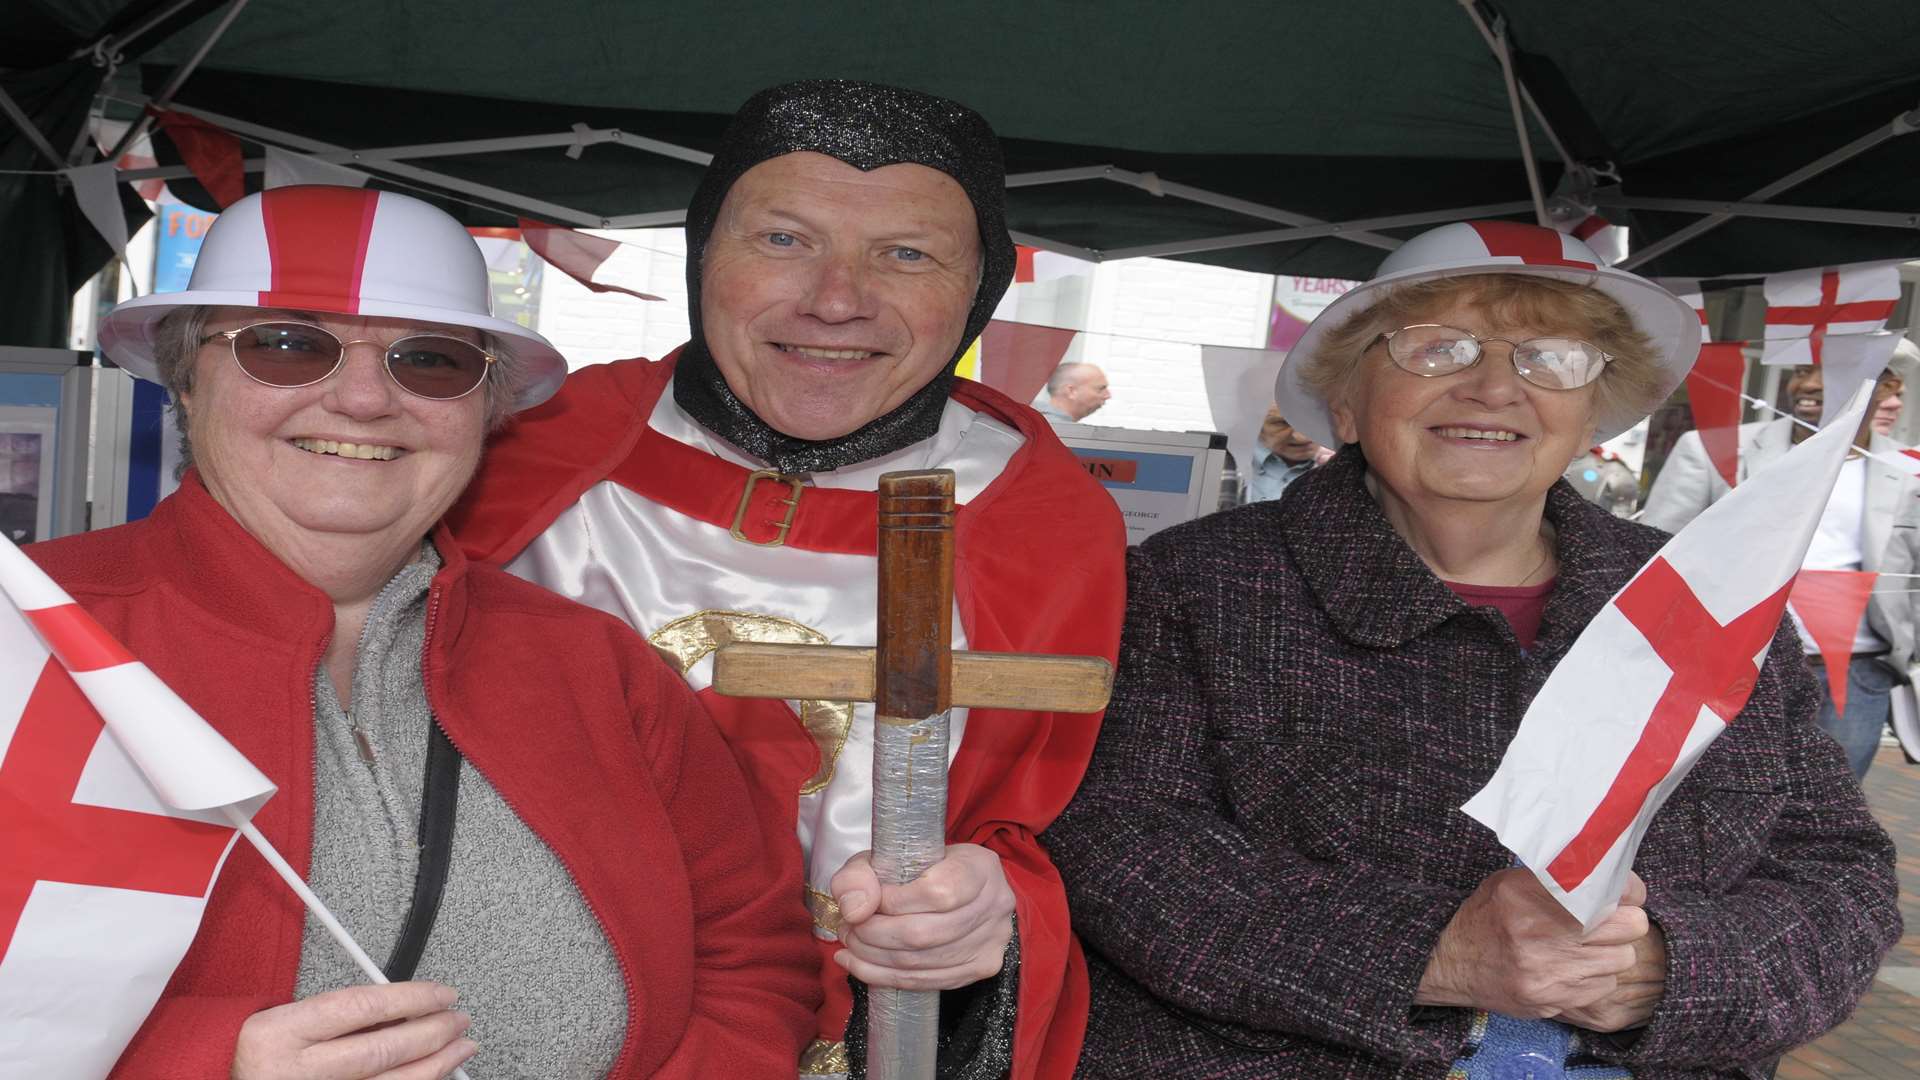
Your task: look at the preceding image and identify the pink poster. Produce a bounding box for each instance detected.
[1268,276,1360,351]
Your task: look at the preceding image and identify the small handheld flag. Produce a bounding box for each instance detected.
[1463,382,1876,928]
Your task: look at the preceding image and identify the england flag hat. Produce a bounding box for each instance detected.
[100,185,568,411]
[1276,220,1701,448]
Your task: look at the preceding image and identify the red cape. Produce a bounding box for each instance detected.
[448,351,1125,1079]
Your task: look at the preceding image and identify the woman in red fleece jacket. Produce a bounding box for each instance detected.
[31,184,819,1078]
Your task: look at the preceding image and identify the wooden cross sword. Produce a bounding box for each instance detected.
[711,469,1112,1080]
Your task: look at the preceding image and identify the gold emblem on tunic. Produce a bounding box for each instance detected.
[804,885,843,937]
[799,1038,851,1075]
[648,610,854,795]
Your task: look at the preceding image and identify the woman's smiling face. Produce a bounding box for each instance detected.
[183,307,490,562]
[1330,294,1600,511]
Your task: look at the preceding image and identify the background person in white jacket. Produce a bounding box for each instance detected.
[1641,343,1920,780]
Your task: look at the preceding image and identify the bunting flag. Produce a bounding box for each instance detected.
[1788,570,1880,716]
[1464,383,1875,929]
[0,537,275,1079]
[973,320,1078,405]
[92,118,168,203]
[1199,344,1290,477]
[1012,244,1094,285]
[1762,263,1901,367]
[262,146,370,190]
[66,162,133,272]
[1684,342,1747,489]
[1662,280,1712,343]
[517,219,665,302]
[150,109,246,209]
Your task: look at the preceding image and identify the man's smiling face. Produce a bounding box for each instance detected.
[698,152,981,442]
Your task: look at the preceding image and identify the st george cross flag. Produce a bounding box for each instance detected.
[1762,262,1900,368]
[518,218,666,302]
[1463,382,1875,930]
[0,536,275,1079]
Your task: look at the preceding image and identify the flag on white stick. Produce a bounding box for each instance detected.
[1761,262,1900,367]
[1463,381,1875,930]
[0,536,274,1080]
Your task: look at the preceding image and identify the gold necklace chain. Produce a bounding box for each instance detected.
[1514,539,1554,587]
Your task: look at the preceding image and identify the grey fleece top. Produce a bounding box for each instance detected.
[294,544,627,1077]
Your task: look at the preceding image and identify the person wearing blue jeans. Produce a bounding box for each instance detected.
[1812,654,1899,782]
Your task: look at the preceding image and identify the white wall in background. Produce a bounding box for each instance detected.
[1081,257,1274,433]
[535,228,692,369]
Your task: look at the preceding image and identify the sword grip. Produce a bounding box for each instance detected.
[875,470,955,719]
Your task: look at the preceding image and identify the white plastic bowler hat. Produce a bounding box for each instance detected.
[100,185,567,411]
[1275,220,1701,448]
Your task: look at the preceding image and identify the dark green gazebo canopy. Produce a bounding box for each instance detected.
[7,0,1920,345]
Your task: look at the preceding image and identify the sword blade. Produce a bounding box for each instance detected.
[868,708,949,1080]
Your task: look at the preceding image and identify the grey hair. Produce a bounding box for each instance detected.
[147,306,528,471]
[1046,361,1094,395]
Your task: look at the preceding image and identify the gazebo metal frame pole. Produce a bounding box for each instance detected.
[1487,13,1553,228]
[103,0,252,165]
[1004,164,1404,257]
[1097,201,1538,262]
[0,85,68,167]
[1455,0,1577,170]
[1596,194,1920,232]
[95,97,1920,269]
[124,97,613,226]
[1620,104,1920,271]
[68,0,205,64]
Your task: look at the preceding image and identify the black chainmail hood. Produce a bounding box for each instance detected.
[673,79,1019,473]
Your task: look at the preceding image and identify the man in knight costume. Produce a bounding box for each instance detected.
[450,80,1124,1079]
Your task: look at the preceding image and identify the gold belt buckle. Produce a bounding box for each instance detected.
[730,469,804,546]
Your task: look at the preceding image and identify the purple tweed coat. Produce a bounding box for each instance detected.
[1047,446,1900,1079]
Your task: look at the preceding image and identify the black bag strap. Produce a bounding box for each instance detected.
[383,723,461,982]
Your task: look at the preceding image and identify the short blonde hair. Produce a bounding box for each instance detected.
[1299,275,1668,431]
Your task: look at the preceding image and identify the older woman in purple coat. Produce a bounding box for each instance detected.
[1048,222,1899,1079]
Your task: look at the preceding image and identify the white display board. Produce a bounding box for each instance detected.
[1052,423,1229,544]
[0,348,93,541]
